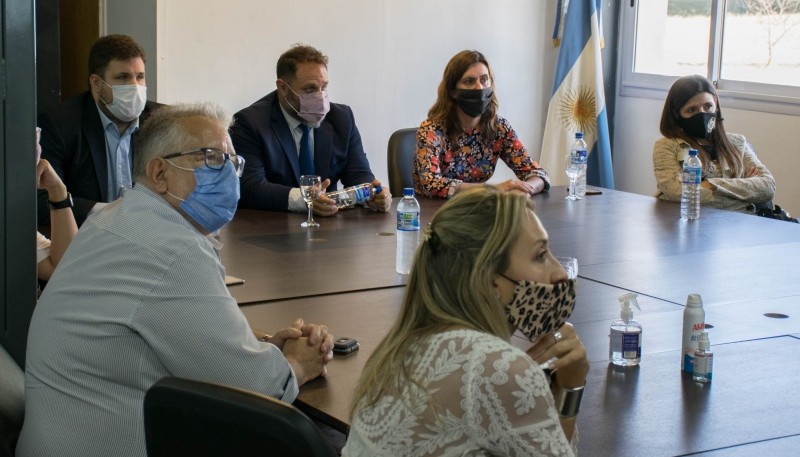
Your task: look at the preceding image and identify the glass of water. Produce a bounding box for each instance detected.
[556,256,578,280]
[564,153,581,201]
[299,175,321,228]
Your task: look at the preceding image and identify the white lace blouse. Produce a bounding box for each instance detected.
[342,329,577,456]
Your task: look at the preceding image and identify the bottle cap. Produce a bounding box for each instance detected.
[575,132,584,139]
[697,331,710,350]
[688,148,698,156]
[374,184,382,193]
[686,293,703,308]
[403,188,414,197]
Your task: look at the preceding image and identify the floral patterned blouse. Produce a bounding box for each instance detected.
[413,117,549,198]
[342,329,577,456]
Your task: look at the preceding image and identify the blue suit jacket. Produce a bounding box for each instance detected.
[230,90,375,211]
[37,91,162,226]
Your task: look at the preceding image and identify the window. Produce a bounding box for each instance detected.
[620,0,800,114]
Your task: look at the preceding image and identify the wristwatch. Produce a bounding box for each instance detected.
[49,193,73,210]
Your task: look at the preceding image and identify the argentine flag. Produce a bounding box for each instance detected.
[540,0,614,189]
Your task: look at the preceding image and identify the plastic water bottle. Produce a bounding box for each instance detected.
[396,188,420,274]
[325,183,382,209]
[681,149,702,220]
[571,132,588,197]
[681,293,705,373]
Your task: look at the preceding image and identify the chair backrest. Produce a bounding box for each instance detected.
[387,128,418,197]
[144,377,337,457]
[0,344,25,457]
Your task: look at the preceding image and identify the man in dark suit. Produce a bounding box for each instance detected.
[38,34,162,226]
[230,44,391,215]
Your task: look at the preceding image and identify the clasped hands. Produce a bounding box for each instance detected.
[268,318,334,387]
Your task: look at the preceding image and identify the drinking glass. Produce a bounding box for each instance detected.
[299,175,321,227]
[564,153,581,201]
[556,256,578,280]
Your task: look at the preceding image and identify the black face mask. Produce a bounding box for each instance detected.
[677,112,716,140]
[453,87,494,118]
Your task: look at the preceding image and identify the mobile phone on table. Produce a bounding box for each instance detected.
[333,337,359,355]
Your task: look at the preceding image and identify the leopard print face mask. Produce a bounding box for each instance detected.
[501,277,577,341]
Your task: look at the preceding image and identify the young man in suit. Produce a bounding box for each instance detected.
[230,44,391,215]
[37,34,163,226]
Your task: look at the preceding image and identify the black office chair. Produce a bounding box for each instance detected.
[0,344,25,457]
[144,377,337,457]
[387,128,418,197]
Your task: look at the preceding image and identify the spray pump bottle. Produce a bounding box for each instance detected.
[692,331,713,383]
[609,292,642,366]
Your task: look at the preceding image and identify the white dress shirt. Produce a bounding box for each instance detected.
[17,185,298,457]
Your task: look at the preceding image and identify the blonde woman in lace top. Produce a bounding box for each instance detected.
[343,186,588,456]
[653,75,775,213]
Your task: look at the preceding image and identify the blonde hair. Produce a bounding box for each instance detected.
[349,185,533,417]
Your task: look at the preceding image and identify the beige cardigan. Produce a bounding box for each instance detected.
[653,134,776,212]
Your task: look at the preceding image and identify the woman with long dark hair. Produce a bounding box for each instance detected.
[413,50,549,199]
[654,75,775,212]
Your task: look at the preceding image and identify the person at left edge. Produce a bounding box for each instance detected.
[230,44,391,215]
[37,34,163,226]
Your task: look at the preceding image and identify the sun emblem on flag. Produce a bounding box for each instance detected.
[558,86,597,136]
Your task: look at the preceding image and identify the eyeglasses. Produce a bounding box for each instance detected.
[163,148,245,177]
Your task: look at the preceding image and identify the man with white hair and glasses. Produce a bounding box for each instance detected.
[18,102,334,457]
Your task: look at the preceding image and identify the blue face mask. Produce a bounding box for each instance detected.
[167,160,240,233]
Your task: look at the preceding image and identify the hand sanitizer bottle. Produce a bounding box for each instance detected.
[609,292,642,366]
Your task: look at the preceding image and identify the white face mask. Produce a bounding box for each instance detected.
[99,79,147,122]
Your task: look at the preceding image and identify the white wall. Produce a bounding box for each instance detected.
[139,0,556,186]
[106,0,158,99]
[107,1,799,215]
[613,96,800,216]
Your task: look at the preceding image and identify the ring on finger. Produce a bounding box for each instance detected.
[552,331,563,343]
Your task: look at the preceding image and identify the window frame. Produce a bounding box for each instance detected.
[618,0,800,116]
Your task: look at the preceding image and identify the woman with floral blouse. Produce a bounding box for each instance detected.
[413,50,549,199]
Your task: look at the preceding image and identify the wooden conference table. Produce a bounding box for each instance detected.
[222,187,800,456]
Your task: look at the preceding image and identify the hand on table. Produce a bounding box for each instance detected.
[494,178,544,197]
